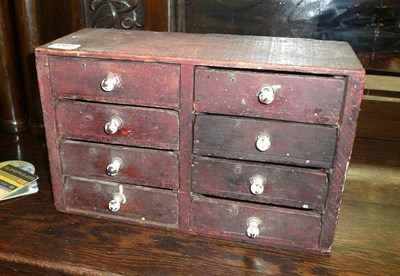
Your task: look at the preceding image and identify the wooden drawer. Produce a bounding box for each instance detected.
[56,100,179,150]
[192,156,328,210]
[64,177,179,227]
[49,57,180,109]
[193,115,337,168]
[190,196,321,249]
[60,140,179,190]
[194,68,345,125]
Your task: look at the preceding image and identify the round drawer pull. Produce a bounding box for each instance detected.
[258,84,281,105]
[108,185,126,212]
[104,117,123,135]
[246,217,262,238]
[106,158,123,176]
[249,174,265,195]
[258,85,275,104]
[100,73,121,92]
[255,133,271,152]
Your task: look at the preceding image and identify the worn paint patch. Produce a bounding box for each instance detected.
[48,43,81,50]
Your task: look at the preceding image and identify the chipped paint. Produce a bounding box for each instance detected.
[48,43,81,50]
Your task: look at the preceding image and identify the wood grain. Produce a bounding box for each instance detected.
[60,140,179,189]
[193,115,337,168]
[35,55,65,212]
[357,98,400,141]
[144,0,169,31]
[319,72,365,251]
[0,132,399,275]
[177,64,195,231]
[36,28,364,74]
[194,68,346,125]
[0,0,28,133]
[10,0,82,132]
[192,156,328,210]
[13,0,44,130]
[35,30,365,254]
[190,195,321,250]
[49,57,180,109]
[56,100,179,150]
[64,177,179,227]
[344,137,400,206]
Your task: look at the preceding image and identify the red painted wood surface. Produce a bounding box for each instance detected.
[319,72,365,251]
[35,29,365,254]
[1,131,399,275]
[49,57,180,109]
[36,55,66,212]
[193,115,337,168]
[60,140,179,189]
[189,195,321,249]
[64,177,179,227]
[56,100,179,150]
[192,156,328,210]
[177,64,196,231]
[194,68,345,125]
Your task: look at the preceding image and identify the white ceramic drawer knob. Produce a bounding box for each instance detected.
[100,73,121,92]
[106,158,123,176]
[258,85,275,104]
[255,133,271,152]
[258,84,281,104]
[108,185,126,212]
[249,174,265,195]
[246,217,262,238]
[104,117,123,135]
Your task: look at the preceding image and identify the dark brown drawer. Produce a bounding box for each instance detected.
[190,196,321,249]
[194,68,345,125]
[64,177,179,227]
[49,57,180,109]
[60,140,179,189]
[193,115,337,168]
[56,100,179,150]
[192,156,328,210]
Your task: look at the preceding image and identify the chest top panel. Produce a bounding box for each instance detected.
[37,28,363,73]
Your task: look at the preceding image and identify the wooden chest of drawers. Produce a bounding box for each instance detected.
[36,28,365,254]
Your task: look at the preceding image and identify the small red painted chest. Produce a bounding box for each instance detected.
[35,28,365,254]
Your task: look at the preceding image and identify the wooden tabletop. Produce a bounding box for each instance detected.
[0,131,399,275]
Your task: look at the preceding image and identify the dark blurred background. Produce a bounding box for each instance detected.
[1,0,399,140]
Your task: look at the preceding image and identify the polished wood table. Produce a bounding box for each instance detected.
[0,131,399,275]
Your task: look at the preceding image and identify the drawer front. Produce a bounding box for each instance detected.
[194,68,345,125]
[56,100,179,150]
[49,57,180,109]
[190,196,321,249]
[60,140,179,189]
[192,156,328,210]
[64,177,179,226]
[193,115,337,168]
